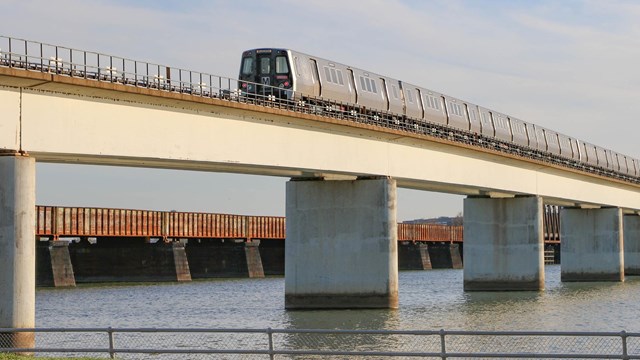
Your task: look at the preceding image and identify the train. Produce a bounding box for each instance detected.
[238,48,639,178]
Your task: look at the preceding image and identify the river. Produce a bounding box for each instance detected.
[36,265,640,333]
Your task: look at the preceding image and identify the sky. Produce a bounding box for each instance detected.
[1,0,638,221]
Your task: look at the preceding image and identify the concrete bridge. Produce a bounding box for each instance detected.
[1,37,640,348]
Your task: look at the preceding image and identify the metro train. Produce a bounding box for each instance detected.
[238,48,639,178]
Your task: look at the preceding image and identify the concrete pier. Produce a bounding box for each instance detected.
[399,242,432,270]
[0,155,36,350]
[172,241,192,282]
[625,215,640,276]
[244,240,265,278]
[463,196,544,291]
[285,178,398,309]
[449,244,463,269]
[561,207,623,282]
[49,241,76,287]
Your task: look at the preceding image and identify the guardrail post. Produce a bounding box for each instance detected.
[621,330,628,360]
[107,327,115,359]
[439,329,447,360]
[267,327,274,360]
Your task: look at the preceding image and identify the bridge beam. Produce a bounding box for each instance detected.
[285,178,398,309]
[561,207,624,281]
[463,196,544,291]
[0,155,36,350]
[624,215,640,276]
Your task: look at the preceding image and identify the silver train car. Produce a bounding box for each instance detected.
[238,48,639,177]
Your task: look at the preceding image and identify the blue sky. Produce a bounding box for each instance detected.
[2,0,638,220]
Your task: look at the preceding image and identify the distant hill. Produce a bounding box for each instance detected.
[403,215,463,226]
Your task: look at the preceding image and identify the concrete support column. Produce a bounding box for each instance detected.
[561,207,623,282]
[244,240,265,278]
[463,196,544,291]
[0,155,36,350]
[399,242,432,270]
[49,241,76,287]
[285,178,398,309]
[625,215,640,276]
[449,244,463,269]
[172,241,192,282]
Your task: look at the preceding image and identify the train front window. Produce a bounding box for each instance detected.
[275,56,289,74]
[259,57,271,74]
[241,57,254,75]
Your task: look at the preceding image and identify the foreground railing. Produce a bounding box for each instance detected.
[1,327,639,359]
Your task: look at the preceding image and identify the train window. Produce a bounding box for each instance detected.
[293,57,301,76]
[449,102,463,117]
[259,57,270,74]
[425,95,440,110]
[481,112,491,126]
[322,66,345,86]
[359,76,376,93]
[469,108,477,121]
[406,89,414,103]
[275,56,289,74]
[241,57,254,75]
[391,85,399,99]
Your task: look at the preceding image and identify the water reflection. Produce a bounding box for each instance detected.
[281,309,403,354]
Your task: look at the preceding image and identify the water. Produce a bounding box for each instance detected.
[36,265,640,332]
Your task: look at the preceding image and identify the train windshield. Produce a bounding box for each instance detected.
[259,57,271,74]
[276,56,289,74]
[241,57,253,75]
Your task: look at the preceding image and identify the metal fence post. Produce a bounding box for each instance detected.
[107,327,115,359]
[621,330,628,360]
[440,329,447,360]
[267,327,275,360]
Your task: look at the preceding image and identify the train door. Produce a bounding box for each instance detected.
[347,69,356,103]
[309,59,321,97]
[380,78,390,111]
[256,53,272,88]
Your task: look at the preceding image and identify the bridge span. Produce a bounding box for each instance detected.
[1,37,640,348]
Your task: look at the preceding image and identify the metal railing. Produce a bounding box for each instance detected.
[1,327,640,359]
[1,34,638,185]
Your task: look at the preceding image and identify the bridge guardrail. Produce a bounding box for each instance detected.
[1,327,639,359]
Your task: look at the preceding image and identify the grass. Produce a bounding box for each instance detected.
[0,354,105,360]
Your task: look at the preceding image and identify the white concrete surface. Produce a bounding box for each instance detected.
[624,215,640,276]
[0,82,638,211]
[285,178,398,308]
[0,155,35,347]
[0,87,20,151]
[463,196,544,291]
[561,208,624,281]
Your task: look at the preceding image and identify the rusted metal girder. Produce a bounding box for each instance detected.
[34,205,561,243]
